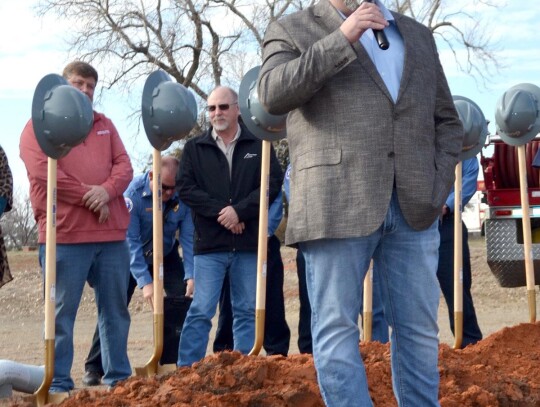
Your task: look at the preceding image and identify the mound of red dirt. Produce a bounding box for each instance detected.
[11,322,540,407]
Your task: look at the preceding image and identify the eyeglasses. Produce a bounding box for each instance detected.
[162,184,176,191]
[207,102,238,112]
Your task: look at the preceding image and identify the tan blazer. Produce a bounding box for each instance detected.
[259,0,464,246]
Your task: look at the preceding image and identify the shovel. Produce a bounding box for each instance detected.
[31,158,68,406]
[517,145,537,323]
[453,161,464,349]
[135,151,175,376]
[362,265,373,342]
[249,140,271,356]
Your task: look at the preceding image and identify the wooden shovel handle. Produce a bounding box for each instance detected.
[517,145,536,323]
[453,161,463,349]
[34,158,57,405]
[136,150,165,376]
[249,140,271,356]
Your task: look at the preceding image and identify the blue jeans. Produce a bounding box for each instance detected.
[177,251,257,366]
[39,242,132,392]
[297,249,389,351]
[213,236,290,356]
[300,191,440,407]
[85,241,187,373]
[359,264,390,344]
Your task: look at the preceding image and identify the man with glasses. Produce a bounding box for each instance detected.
[82,155,194,385]
[176,86,283,366]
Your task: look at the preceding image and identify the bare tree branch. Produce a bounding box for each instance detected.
[36,0,503,148]
[0,189,38,250]
[388,0,501,84]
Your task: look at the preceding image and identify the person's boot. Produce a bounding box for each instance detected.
[82,370,102,386]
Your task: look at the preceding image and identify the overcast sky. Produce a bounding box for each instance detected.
[1,0,539,192]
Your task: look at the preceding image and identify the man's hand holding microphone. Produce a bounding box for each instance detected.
[339,0,390,50]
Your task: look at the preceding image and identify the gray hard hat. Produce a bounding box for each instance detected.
[453,95,488,160]
[142,70,198,151]
[239,66,286,141]
[495,83,540,146]
[31,74,94,159]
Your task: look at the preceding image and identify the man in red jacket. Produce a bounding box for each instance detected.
[20,61,133,393]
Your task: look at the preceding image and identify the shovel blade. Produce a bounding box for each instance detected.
[27,390,69,407]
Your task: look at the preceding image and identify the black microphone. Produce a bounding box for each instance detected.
[364,0,389,50]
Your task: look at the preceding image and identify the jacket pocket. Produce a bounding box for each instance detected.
[296,148,342,171]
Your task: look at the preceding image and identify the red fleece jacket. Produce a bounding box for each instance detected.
[20,112,133,244]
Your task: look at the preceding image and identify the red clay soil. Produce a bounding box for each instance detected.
[11,322,540,407]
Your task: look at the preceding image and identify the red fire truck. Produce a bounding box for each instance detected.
[480,135,540,287]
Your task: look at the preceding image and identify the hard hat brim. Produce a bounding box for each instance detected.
[453,95,489,161]
[142,70,175,151]
[32,74,72,159]
[142,71,197,151]
[239,66,286,141]
[31,74,93,159]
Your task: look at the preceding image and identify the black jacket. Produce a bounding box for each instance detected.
[177,123,283,254]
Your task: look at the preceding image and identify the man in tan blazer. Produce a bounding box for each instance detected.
[258,0,463,406]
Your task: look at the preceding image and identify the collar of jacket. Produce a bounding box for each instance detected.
[195,121,259,146]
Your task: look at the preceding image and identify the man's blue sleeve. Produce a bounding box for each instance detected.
[178,202,195,281]
[461,158,480,206]
[126,193,153,289]
[446,157,479,212]
[268,190,283,237]
[283,164,291,202]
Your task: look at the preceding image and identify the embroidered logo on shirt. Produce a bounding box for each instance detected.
[244,153,258,159]
[97,130,111,136]
[124,197,133,212]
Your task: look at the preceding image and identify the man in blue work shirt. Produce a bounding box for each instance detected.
[82,155,194,386]
[437,156,482,347]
